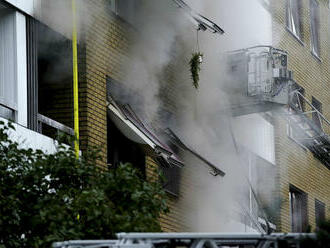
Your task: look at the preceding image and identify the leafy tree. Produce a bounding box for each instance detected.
[0,122,168,248]
[300,220,330,248]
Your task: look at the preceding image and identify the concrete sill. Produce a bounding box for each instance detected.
[286,27,305,46]
[311,51,322,63]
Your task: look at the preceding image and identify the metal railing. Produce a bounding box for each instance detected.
[287,90,330,167]
[37,114,74,136]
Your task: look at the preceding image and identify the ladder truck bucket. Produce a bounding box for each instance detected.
[226,46,294,116]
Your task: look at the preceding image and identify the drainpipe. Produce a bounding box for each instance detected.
[72,0,80,158]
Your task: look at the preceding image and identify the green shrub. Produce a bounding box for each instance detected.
[0,121,168,248]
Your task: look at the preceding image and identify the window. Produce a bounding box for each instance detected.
[0,9,17,120]
[289,185,308,232]
[30,21,74,139]
[116,0,141,25]
[310,0,320,57]
[157,157,181,196]
[109,0,117,12]
[288,84,306,147]
[107,116,146,177]
[291,84,305,112]
[312,96,322,129]
[286,0,303,40]
[315,199,325,228]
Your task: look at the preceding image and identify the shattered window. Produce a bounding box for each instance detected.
[286,0,303,40]
[310,0,320,57]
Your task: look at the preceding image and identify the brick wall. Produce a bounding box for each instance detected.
[272,0,330,232]
[78,0,130,169]
[78,0,185,231]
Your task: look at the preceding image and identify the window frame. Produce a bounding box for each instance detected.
[286,0,304,42]
[289,184,308,232]
[315,199,325,228]
[310,0,321,58]
[287,85,307,149]
[0,9,18,120]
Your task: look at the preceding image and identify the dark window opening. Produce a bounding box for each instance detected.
[107,116,146,178]
[312,96,322,129]
[27,20,74,141]
[315,199,325,228]
[116,0,141,26]
[157,156,181,197]
[290,185,308,232]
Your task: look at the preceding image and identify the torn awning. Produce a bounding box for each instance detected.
[164,128,225,177]
[107,96,184,168]
[106,77,225,176]
[172,0,225,34]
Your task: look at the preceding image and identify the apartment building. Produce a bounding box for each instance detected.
[1,0,329,234]
[0,0,254,233]
[271,0,330,232]
[225,0,330,232]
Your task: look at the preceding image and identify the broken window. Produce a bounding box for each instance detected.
[0,9,17,120]
[289,185,308,232]
[315,199,325,228]
[107,115,146,177]
[312,96,322,129]
[106,76,184,194]
[27,20,74,140]
[286,0,303,40]
[310,0,320,57]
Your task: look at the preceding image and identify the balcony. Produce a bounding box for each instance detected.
[287,90,330,168]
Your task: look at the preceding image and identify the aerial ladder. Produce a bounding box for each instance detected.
[53,232,315,248]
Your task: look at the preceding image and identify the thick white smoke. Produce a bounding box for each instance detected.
[39,0,278,232]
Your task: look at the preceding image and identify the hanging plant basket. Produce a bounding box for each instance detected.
[189,52,203,89]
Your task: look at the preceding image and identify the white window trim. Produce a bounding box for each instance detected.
[287,0,302,39]
[15,11,27,127]
[310,0,321,58]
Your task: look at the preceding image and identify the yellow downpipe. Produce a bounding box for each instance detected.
[72,0,80,158]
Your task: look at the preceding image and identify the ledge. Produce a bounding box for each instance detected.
[311,50,322,63]
[286,27,305,46]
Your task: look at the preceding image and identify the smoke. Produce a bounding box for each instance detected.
[38,0,279,232]
[113,0,279,232]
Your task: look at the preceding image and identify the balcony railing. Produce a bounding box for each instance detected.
[287,90,330,168]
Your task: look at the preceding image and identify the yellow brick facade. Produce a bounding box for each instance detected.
[77,0,183,230]
[78,0,130,169]
[76,0,330,233]
[271,0,330,232]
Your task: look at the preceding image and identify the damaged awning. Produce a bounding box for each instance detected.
[172,0,225,34]
[164,128,225,177]
[107,96,184,168]
[107,77,225,176]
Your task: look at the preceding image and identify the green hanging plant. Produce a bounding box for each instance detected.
[189,52,203,89]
